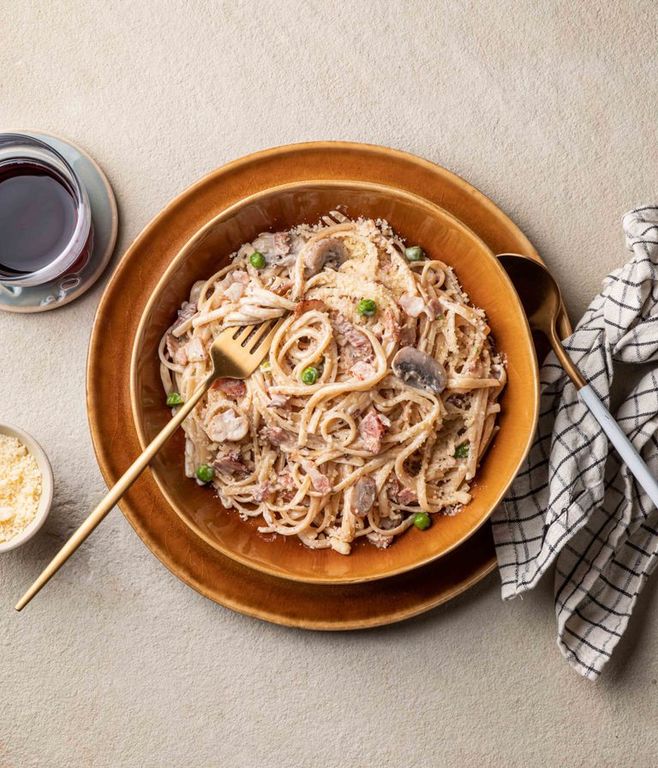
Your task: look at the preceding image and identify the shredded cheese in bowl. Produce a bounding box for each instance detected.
[0,433,43,544]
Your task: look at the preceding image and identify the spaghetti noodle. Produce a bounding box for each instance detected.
[159,212,506,554]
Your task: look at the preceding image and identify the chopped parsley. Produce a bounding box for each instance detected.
[454,442,470,459]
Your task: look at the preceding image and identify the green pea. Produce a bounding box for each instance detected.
[301,366,319,385]
[357,298,377,317]
[413,512,431,530]
[166,392,183,406]
[250,251,266,269]
[454,442,470,459]
[196,464,215,484]
[405,245,425,262]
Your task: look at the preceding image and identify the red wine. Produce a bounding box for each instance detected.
[0,161,78,275]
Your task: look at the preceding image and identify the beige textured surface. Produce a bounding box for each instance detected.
[1,2,657,766]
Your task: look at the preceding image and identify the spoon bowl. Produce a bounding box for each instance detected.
[498,253,585,388]
[497,252,658,515]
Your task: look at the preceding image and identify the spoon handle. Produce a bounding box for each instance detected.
[544,328,658,505]
[578,384,658,508]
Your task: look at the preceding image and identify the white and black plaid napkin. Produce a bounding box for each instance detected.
[492,205,658,680]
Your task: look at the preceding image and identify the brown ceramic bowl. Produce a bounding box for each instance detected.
[130,180,538,584]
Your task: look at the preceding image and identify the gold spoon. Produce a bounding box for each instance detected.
[15,317,285,611]
[498,253,585,388]
[498,253,658,507]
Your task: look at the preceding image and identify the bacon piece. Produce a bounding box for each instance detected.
[273,232,291,255]
[266,393,290,409]
[293,299,327,319]
[280,471,296,488]
[172,301,197,329]
[397,487,418,506]
[351,361,376,380]
[213,452,249,476]
[426,298,443,320]
[277,470,297,501]
[165,333,188,366]
[271,279,293,295]
[211,378,247,399]
[381,309,400,343]
[333,313,374,367]
[253,483,271,502]
[398,322,417,347]
[358,409,390,453]
[333,313,371,350]
[386,476,417,505]
[260,424,294,448]
[302,461,331,494]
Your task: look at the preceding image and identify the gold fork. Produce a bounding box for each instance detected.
[15,317,285,611]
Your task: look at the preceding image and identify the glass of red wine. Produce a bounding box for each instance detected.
[0,133,93,287]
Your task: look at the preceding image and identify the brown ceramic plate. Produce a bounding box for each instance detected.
[130,180,539,584]
[87,141,570,628]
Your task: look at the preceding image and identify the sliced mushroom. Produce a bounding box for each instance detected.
[184,337,206,363]
[392,347,447,394]
[350,476,377,517]
[304,237,348,277]
[204,408,249,442]
[252,232,292,264]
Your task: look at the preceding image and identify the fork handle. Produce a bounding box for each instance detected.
[15,379,212,611]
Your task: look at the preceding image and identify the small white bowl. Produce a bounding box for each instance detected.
[0,423,54,552]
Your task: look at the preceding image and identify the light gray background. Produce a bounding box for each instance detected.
[1,2,657,766]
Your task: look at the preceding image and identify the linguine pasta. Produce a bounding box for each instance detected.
[159,212,506,554]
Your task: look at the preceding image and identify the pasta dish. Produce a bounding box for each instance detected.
[159,212,506,554]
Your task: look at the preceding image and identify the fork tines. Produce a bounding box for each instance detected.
[226,317,283,355]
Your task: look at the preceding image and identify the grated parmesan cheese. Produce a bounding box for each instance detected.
[0,434,42,544]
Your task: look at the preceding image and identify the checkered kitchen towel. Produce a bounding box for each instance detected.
[492,205,658,680]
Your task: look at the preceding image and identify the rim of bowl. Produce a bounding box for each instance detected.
[129,179,539,583]
[0,423,54,552]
